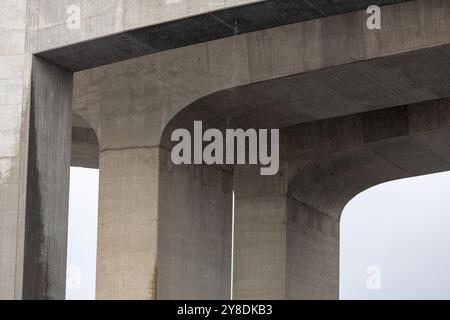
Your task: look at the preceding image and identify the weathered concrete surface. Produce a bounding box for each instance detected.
[37,0,411,71]
[233,166,288,299]
[22,56,73,300]
[0,0,29,300]
[31,0,263,53]
[286,200,339,300]
[158,159,233,299]
[31,0,412,58]
[96,147,159,299]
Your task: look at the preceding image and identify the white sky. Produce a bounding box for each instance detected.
[67,167,450,300]
[66,167,98,300]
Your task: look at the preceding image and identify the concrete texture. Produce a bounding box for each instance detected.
[233,167,289,299]
[96,147,159,299]
[37,0,411,71]
[23,56,73,299]
[31,0,264,53]
[158,160,233,299]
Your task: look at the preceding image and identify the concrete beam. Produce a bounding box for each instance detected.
[74,0,450,142]
[37,0,411,71]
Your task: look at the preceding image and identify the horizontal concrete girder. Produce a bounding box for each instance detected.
[37,0,411,71]
[75,0,450,151]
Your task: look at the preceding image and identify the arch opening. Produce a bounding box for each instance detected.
[66,112,100,300]
[340,171,450,299]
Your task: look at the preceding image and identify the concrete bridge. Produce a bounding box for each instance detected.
[1,0,450,299]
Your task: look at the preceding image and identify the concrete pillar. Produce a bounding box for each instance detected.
[286,199,339,299]
[157,155,233,299]
[232,166,288,299]
[22,56,73,299]
[95,145,233,299]
[233,163,339,300]
[95,147,159,299]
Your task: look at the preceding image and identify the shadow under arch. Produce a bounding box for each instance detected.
[71,111,99,169]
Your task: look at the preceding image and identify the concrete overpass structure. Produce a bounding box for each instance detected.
[1,0,450,299]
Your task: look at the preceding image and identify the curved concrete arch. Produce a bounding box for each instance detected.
[284,101,450,299]
[287,120,450,222]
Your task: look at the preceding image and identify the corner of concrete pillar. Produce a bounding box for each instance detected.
[21,55,74,299]
[233,161,340,300]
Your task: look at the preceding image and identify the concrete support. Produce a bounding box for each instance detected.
[233,166,338,300]
[232,166,288,299]
[286,200,339,299]
[158,155,233,299]
[95,144,233,299]
[22,56,73,299]
[95,147,159,299]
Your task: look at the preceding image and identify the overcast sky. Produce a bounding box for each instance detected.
[66,167,450,300]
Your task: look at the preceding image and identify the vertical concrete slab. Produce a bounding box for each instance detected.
[233,163,339,300]
[96,147,159,299]
[286,200,339,300]
[232,166,288,299]
[22,56,73,299]
[157,158,233,299]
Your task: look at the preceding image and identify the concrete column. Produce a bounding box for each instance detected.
[233,164,339,300]
[157,155,233,299]
[95,144,233,299]
[96,147,159,299]
[286,199,339,299]
[22,56,73,299]
[233,166,288,299]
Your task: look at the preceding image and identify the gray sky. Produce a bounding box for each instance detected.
[66,167,450,300]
